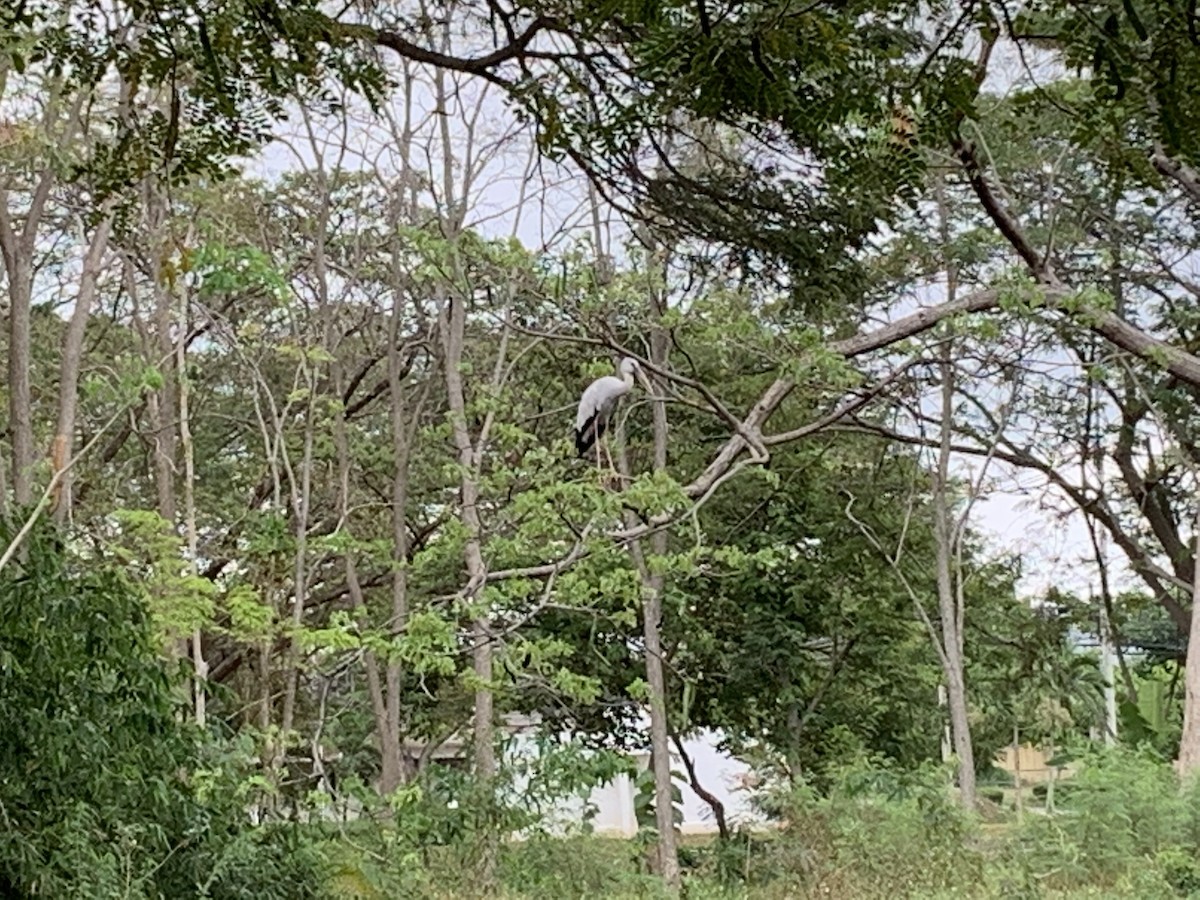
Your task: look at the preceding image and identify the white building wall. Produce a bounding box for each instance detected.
[506,725,764,837]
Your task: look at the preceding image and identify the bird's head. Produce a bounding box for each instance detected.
[619,357,653,392]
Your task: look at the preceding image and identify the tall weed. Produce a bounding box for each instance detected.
[1010,745,1188,890]
[753,756,982,898]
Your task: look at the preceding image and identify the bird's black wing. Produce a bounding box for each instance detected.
[574,412,607,457]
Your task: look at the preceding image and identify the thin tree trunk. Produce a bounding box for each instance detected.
[381,70,420,793]
[147,253,179,526]
[258,637,272,731]
[932,172,976,812]
[1175,522,1200,776]
[612,228,681,889]
[934,340,977,811]
[0,77,89,505]
[0,444,8,521]
[299,130,405,792]
[623,308,681,889]
[1013,723,1023,824]
[642,568,679,887]
[125,249,179,661]
[1045,736,1057,813]
[280,382,316,737]
[1,242,35,506]
[430,46,495,882]
[440,283,496,882]
[50,218,112,522]
[174,251,206,726]
[670,728,728,841]
[49,62,130,523]
[784,637,856,782]
[785,691,802,783]
[0,167,55,508]
[333,362,396,790]
[130,224,186,652]
[382,299,414,792]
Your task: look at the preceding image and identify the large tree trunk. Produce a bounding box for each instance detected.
[0,171,53,508]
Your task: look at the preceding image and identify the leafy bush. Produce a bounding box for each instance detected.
[11,522,1200,900]
[300,732,636,898]
[0,523,329,897]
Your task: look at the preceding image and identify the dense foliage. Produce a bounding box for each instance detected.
[6,0,1200,893]
[0,526,327,897]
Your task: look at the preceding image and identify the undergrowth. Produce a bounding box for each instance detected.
[307,746,1200,899]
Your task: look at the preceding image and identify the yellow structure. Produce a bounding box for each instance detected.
[994,743,1076,785]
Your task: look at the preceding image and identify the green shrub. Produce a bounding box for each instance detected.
[500,835,664,899]
[1154,845,1200,896]
[756,756,982,898]
[0,523,330,898]
[1009,746,1191,892]
[310,751,1200,899]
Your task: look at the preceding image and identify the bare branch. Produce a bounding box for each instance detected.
[0,401,133,575]
[841,418,1192,629]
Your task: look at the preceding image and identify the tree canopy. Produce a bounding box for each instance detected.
[6,0,1200,894]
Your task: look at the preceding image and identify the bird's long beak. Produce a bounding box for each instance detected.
[635,368,654,394]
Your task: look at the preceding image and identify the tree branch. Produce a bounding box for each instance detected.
[332,15,560,77]
[841,418,1191,630]
[1151,150,1200,206]
[955,139,1051,280]
[502,283,1200,584]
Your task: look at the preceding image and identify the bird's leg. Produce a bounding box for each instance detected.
[604,436,620,486]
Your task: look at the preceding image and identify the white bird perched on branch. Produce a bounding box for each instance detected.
[574,357,648,474]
